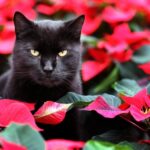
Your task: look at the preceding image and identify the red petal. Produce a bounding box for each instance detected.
[129,105,150,121]
[111,23,149,45]
[111,49,133,62]
[126,31,149,44]
[113,23,131,39]
[132,41,150,51]
[34,101,72,125]
[88,48,110,62]
[1,0,36,20]
[83,96,129,118]
[37,4,61,15]
[119,103,130,110]
[140,140,150,144]
[0,102,41,131]
[120,88,148,109]
[0,37,15,54]
[102,6,135,23]
[46,139,84,150]
[82,60,110,82]
[82,15,102,35]
[0,99,35,111]
[104,41,128,53]
[138,62,150,74]
[0,138,27,150]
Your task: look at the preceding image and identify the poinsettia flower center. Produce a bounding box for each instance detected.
[141,106,150,114]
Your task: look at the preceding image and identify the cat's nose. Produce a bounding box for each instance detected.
[43,61,53,73]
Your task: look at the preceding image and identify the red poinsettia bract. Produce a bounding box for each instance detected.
[46,139,84,150]
[99,23,149,52]
[37,0,102,35]
[138,62,150,75]
[82,48,111,82]
[102,6,136,24]
[0,99,40,131]
[0,0,36,54]
[97,23,149,62]
[0,138,27,150]
[34,101,72,125]
[116,0,150,19]
[83,96,129,118]
[121,88,150,121]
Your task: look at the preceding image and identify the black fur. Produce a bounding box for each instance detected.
[0,12,85,140]
[0,12,84,104]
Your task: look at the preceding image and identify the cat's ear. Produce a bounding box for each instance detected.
[13,12,33,36]
[65,15,85,40]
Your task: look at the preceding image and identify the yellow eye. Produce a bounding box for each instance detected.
[58,50,68,57]
[30,49,40,57]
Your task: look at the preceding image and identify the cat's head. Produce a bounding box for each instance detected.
[13,12,84,87]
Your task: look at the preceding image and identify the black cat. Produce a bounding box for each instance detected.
[0,12,84,103]
[0,12,85,140]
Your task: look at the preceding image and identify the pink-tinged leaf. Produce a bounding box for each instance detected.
[120,88,148,109]
[0,99,35,111]
[138,62,150,74]
[129,105,150,121]
[83,96,129,118]
[102,6,135,23]
[0,138,27,150]
[34,101,72,125]
[82,60,110,82]
[0,103,41,131]
[46,139,84,150]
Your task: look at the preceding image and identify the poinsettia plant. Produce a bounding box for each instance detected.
[1,0,150,149]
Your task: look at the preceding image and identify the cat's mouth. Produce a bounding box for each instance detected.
[34,73,63,87]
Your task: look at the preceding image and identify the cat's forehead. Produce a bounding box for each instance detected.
[34,20,65,31]
[31,20,71,50]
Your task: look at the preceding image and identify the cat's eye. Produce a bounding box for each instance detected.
[30,49,40,57]
[58,50,68,57]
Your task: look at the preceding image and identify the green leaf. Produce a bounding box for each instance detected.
[102,93,121,107]
[129,23,142,32]
[0,25,4,31]
[81,34,98,47]
[0,123,45,150]
[113,79,141,96]
[92,128,144,144]
[119,141,150,150]
[83,140,133,150]
[90,66,119,94]
[147,84,150,94]
[116,62,145,80]
[132,46,150,64]
[57,92,98,107]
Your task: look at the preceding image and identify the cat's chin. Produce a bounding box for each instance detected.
[40,81,62,88]
[34,76,63,88]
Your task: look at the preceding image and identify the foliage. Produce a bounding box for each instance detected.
[0,0,150,149]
